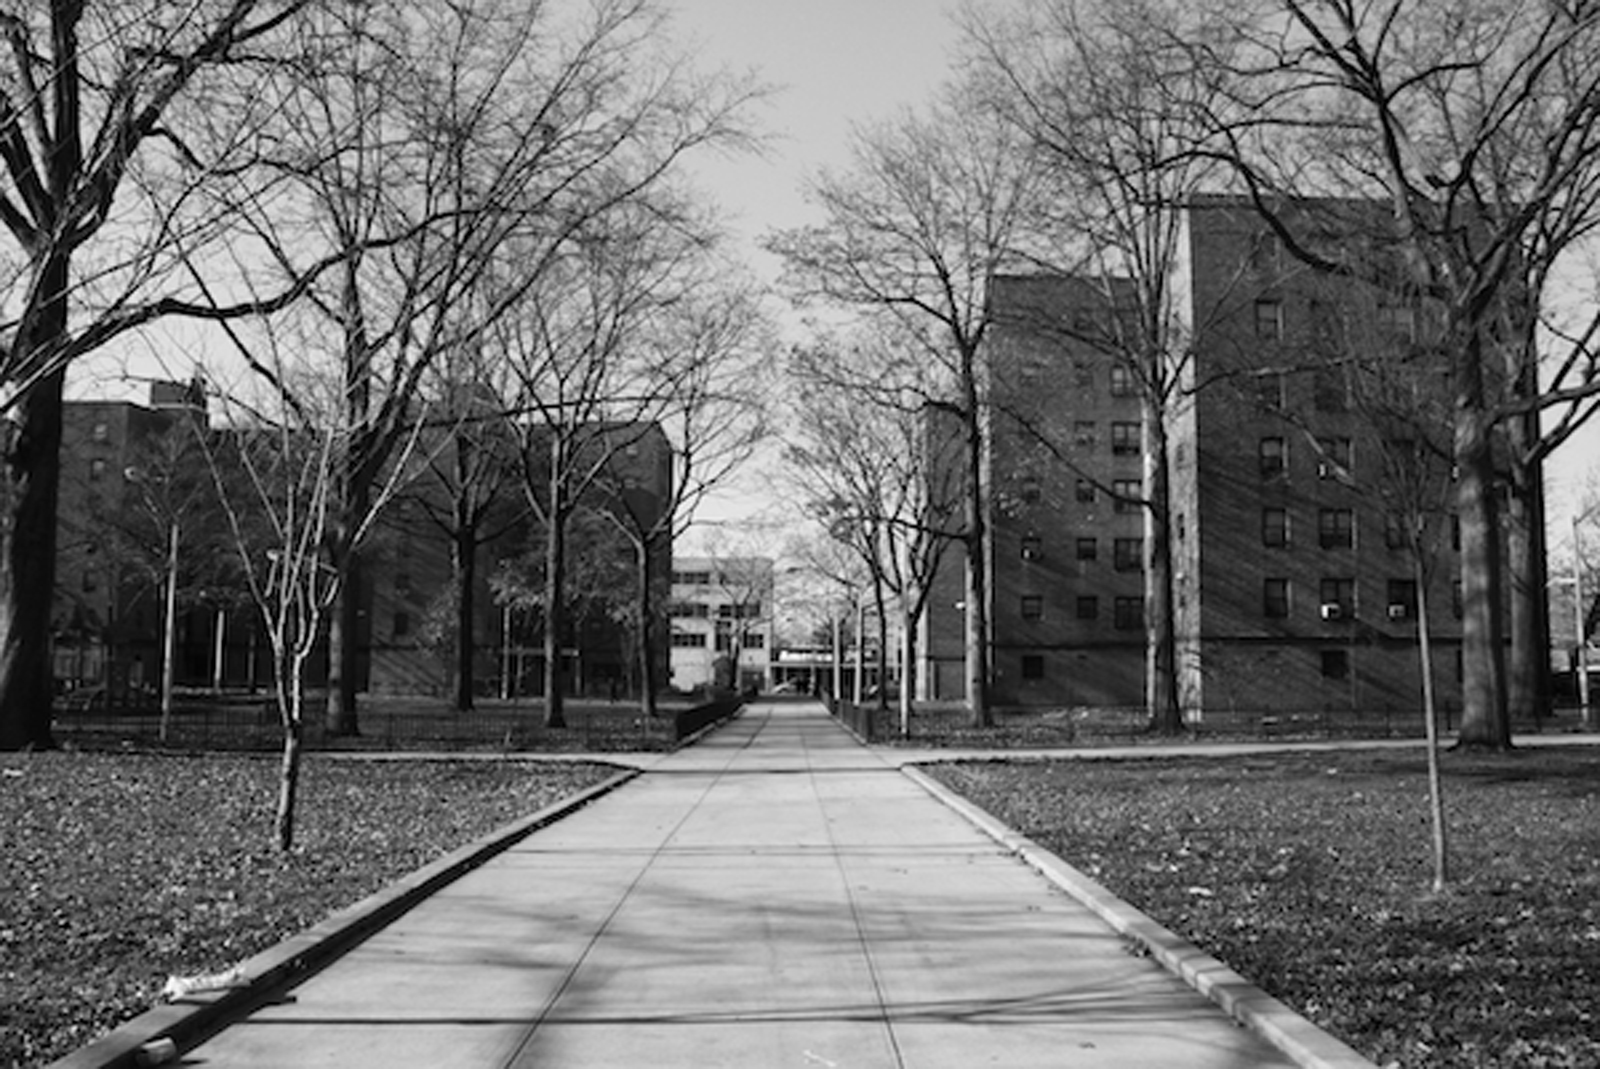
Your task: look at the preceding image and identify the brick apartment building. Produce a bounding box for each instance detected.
[53,386,673,702]
[924,197,1477,720]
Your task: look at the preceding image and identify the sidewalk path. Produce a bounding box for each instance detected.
[182,702,1308,1068]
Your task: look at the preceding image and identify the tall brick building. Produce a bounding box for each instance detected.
[925,197,1472,720]
[53,387,673,702]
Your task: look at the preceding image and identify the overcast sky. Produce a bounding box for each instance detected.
[667,0,964,283]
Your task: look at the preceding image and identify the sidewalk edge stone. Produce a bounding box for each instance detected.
[46,764,640,1069]
[902,763,1379,1069]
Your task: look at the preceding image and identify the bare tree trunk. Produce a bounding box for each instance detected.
[634,539,659,719]
[899,603,917,737]
[0,354,67,751]
[325,546,363,736]
[1144,398,1182,734]
[543,462,567,729]
[1505,448,1550,727]
[1455,365,1511,748]
[453,522,477,712]
[275,652,305,853]
[1414,555,1449,892]
[962,357,992,728]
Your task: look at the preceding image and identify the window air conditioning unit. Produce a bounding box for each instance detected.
[1386,604,1408,620]
[1319,603,1343,620]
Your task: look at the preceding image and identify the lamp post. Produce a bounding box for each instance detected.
[1577,515,1592,721]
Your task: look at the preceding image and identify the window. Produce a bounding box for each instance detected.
[1318,508,1355,549]
[1021,536,1041,562]
[1256,371,1284,410]
[673,570,712,586]
[743,632,766,650]
[1075,537,1097,561]
[1320,649,1350,680]
[1318,437,1352,480]
[393,611,411,638]
[1113,596,1144,630]
[1019,475,1042,503]
[1250,231,1281,272]
[1111,421,1140,455]
[1109,365,1136,397]
[670,632,708,648]
[1452,581,1463,618]
[1113,537,1143,572]
[1319,577,1355,618]
[1262,507,1289,548]
[82,569,98,593]
[1451,514,1461,551]
[1021,654,1045,680]
[1314,366,1348,412]
[88,458,107,482]
[1021,595,1044,620]
[91,422,109,443]
[1113,479,1140,513]
[396,572,413,597]
[1075,479,1095,504]
[1378,301,1417,346]
[1076,596,1099,620]
[1254,299,1283,341]
[1263,578,1290,618]
[1309,299,1340,351]
[1074,421,1097,449]
[1386,579,1418,620]
[1259,436,1286,478]
[1074,360,1093,388]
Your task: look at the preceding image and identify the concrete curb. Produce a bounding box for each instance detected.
[47,765,640,1069]
[902,764,1378,1069]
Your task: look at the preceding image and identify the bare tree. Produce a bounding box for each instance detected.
[237,0,762,736]
[786,327,964,733]
[596,280,772,718]
[403,347,526,712]
[499,193,739,728]
[204,342,425,851]
[0,0,331,751]
[768,93,1045,727]
[1197,0,1600,748]
[962,0,1237,732]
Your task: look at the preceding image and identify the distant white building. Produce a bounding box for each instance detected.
[669,557,774,693]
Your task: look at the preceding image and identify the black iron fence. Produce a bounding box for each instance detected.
[51,693,743,754]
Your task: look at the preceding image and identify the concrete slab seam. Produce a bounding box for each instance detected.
[900,764,1378,1069]
[47,764,642,1069]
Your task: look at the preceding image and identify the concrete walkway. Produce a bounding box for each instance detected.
[177,702,1337,1068]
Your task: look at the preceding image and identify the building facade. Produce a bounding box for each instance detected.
[668,557,773,693]
[926,198,1475,720]
[53,389,674,703]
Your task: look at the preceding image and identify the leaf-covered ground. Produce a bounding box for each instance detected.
[928,746,1600,1069]
[0,752,616,1067]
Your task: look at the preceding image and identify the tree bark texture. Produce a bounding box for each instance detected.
[453,522,477,712]
[0,361,66,751]
[1143,396,1183,734]
[1454,339,1511,748]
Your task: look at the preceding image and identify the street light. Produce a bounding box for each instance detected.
[126,466,179,741]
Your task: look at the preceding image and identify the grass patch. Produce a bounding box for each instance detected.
[0,751,616,1066]
[927,746,1600,1068]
